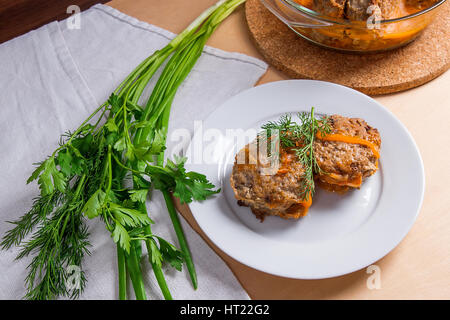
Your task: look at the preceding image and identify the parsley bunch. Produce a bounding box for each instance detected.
[1,0,244,300]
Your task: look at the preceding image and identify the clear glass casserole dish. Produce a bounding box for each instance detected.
[261,0,447,52]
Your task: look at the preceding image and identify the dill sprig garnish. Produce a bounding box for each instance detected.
[294,108,331,199]
[261,114,298,148]
[260,107,331,200]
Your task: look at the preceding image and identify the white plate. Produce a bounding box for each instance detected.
[184,80,425,279]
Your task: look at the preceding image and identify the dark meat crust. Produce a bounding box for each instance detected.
[345,0,400,20]
[312,0,401,20]
[230,143,308,221]
[313,0,347,18]
[314,115,381,191]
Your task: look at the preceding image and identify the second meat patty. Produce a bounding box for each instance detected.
[314,115,381,193]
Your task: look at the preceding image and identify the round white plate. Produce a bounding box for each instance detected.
[184,80,425,279]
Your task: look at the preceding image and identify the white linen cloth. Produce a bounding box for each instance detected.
[0,4,267,299]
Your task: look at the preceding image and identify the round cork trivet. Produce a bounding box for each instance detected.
[245,0,450,95]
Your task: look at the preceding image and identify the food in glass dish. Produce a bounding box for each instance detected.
[298,0,440,50]
[262,0,445,52]
[230,109,381,221]
[302,0,438,19]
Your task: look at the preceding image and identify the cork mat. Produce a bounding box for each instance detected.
[245,0,450,95]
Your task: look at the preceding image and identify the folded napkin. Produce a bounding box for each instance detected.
[0,4,267,299]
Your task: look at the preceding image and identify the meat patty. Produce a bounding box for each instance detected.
[314,115,381,193]
[313,0,347,18]
[345,0,399,20]
[312,0,400,20]
[230,141,310,221]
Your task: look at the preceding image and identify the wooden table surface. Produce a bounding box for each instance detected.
[0,0,107,43]
[107,0,450,299]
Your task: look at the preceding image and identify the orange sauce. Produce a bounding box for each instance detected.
[301,192,313,214]
[290,0,431,51]
[290,192,312,216]
[316,132,380,159]
[327,173,363,187]
[316,132,380,189]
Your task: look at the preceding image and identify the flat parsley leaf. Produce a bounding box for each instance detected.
[30,158,66,196]
[156,236,184,271]
[105,118,119,132]
[27,161,47,185]
[165,156,220,204]
[108,94,124,114]
[57,149,84,177]
[133,129,166,162]
[109,203,153,227]
[129,189,148,203]
[113,137,127,152]
[149,129,166,155]
[112,223,130,253]
[148,239,163,267]
[82,189,106,219]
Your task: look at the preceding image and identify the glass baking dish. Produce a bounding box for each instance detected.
[261,0,447,53]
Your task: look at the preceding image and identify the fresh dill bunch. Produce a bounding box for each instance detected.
[1,192,59,251]
[21,197,90,300]
[0,123,104,300]
[4,174,91,300]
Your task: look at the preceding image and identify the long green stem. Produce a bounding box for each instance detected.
[162,189,197,289]
[144,225,173,300]
[117,245,127,300]
[136,200,173,300]
[125,241,147,300]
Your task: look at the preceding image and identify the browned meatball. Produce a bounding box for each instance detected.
[313,0,347,18]
[312,0,400,20]
[314,115,381,193]
[230,142,311,221]
[345,0,400,20]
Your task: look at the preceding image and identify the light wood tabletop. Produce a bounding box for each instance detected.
[109,0,450,299]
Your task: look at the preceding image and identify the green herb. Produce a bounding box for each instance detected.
[1,0,243,300]
[261,114,299,148]
[260,107,331,200]
[2,175,90,300]
[294,108,331,199]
